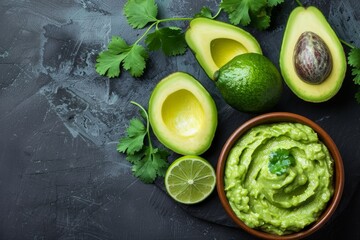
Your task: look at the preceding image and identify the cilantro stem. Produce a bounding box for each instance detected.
[135,17,193,44]
[213,8,222,19]
[295,0,303,7]
[158,17,193,23]
[340,39,355,49]
[134,22,157,45]
[130,101,153,149]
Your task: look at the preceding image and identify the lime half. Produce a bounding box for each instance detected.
[165,155,216,204]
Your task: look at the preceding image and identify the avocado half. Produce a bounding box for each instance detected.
[280,6,347,102]
[148,72,217,155]
[185,18,262,80]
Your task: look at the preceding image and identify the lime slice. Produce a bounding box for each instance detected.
[165,155,216,204]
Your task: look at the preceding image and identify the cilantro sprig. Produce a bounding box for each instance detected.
[220,0,284,30]
[345,45,360,103]
[268,148,295,176]
[96,0,192,78]
[117,101,169,183]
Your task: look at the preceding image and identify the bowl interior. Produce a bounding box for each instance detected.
[216,112,344,240]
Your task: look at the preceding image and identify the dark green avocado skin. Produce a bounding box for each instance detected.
[215,53,283,113]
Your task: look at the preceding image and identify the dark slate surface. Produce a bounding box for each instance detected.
[1,0,359,239]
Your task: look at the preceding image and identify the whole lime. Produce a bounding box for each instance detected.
[214,53,283,112]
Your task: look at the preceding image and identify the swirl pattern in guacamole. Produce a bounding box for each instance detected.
[224,122,334,235]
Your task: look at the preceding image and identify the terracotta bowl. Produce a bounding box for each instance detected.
[216,112,344,240]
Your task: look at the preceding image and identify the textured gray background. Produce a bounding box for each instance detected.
[0,0,359,239]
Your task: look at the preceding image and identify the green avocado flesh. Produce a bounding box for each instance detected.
[280,6,347,102]
[185,18,262,80]
[225,123,334,235]
[148,72,217,155]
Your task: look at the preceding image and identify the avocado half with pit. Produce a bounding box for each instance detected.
[185,18,262,80]
[280,6,347,102]
[148,72,217,155]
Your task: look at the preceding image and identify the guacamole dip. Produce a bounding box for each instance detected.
[224,122,334,235]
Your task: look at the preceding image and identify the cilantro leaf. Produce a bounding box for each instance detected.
[220,0,284,30]
[194,6,213,19]
[117,134,144,155]
[268,149,295,176]
[249,7,271,30]
[126,118,146,137]
[221,0,251,26]
[132,160,157,184]
[122,44,148,77]
[352,68,360,85]
[131,147,156,183]
[124,0,158,29]
[96,36,148,78]
[355,90,360,104]
[118,101,170,184]
[145,27,187,56]
[267,0,284,7]
[348,47,360,102]
[152,148,170,177]
[126,149,145,164]
[107,35,130,54]
[117,118,146,155]
[95,51,126,78]
[348,48,360,68]
[348,48,360,84]
[132,147,169,183]
[221,0,267,26]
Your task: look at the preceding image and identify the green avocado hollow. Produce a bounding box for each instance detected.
[185,18,262,80]
[148,72,218,155]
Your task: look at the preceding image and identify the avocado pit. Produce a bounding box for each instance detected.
[293,31,332,84]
